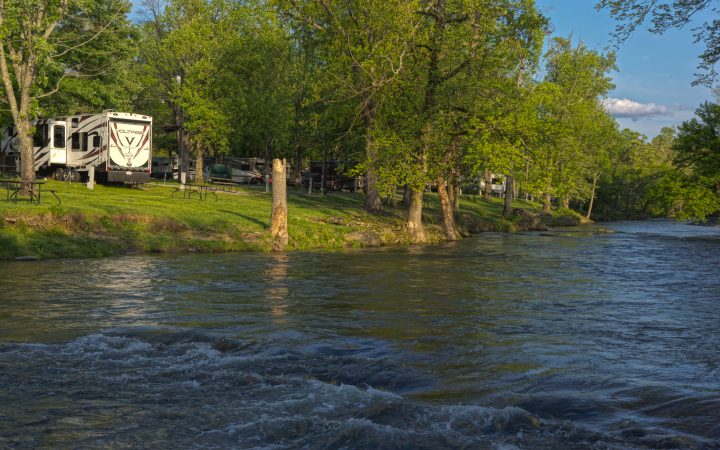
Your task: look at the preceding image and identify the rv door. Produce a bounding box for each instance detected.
[49,122,67,164]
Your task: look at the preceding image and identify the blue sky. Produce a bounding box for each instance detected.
[535,0,716,139]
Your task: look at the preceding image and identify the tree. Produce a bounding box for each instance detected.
[521,37,616,212]
[674,102,720,182]
[0,0,133,185]
[670,101,720,219]
[281,0,420,213]
[597,0,720,86]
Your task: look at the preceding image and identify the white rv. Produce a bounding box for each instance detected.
[1,110,152,183]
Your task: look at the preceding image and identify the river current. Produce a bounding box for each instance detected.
[1,220,719,448]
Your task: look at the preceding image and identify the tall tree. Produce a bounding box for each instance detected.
[0,0,133,185]
[282,0,419,213]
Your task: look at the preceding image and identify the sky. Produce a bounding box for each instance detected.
[535,0,716,139]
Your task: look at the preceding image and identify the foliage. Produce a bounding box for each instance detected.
[597,0,720,86]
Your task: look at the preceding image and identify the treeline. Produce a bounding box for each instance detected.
[1,0,718,241]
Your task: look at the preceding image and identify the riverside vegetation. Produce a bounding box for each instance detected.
[0,181,580,260]
[1,0,719,251]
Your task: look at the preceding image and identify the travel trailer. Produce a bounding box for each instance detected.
[1,110,152,183]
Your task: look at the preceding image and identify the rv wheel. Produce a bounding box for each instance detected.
[68,169,81,182]
[53,168,66,181]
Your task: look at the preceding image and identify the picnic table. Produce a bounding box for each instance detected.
[208,177,238,192]
[0,164,16,178]
[171,183,217,200]
[1,179,61,205]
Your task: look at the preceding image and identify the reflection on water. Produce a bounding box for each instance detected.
[266,253,289,319]
[0,220,719,448]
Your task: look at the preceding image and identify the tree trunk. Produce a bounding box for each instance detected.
[402,184,412,207]
[362,100,382,212]
[17,121,35,187]
[436,175,457,240]
[542,193,552,213]
[503,175,514,218]
[270,158,288,251]
[294,145,302,190]
[446,178,455,210]
[586,174,598,221]
[264,137,273,193]
[483,168,492,200]
[561,196,569,210]
[407,188,426,243]
[194,142,204,184]
[453,185,461,211]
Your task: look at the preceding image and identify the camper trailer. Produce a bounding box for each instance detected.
[1,110,152,183]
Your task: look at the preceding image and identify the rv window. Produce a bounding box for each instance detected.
[71,133,80,150]
[53,125,66,148]
[82,133,88,151]
[92,135,101,148]
[71,118,79,129]
[32,124,49,147]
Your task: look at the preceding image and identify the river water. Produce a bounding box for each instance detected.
[1,220,719,448]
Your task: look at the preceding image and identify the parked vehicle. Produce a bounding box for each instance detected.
[206,163,231,180]
[305,160,357,191]
[225,157,264,184]
[1,110,153,184]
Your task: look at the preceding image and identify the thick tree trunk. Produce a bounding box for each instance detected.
[542,193,552,213]
[483,168,492,200]
[194,142,204,184]
[586,174,598,221]
[270,158,288,251]
[407,188,426,243]
[560,196,569,209]
[436,175,457,240]
[503,175,514,218]
[17,122,35,186]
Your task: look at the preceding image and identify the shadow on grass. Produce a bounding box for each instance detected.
[218,210,268,228]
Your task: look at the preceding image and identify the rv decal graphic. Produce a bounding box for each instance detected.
[110,122,150,167]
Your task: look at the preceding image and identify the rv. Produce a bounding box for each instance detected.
[1,110,152,183]
[225,157,265,184]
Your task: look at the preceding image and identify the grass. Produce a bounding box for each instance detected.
[0,179,556,260]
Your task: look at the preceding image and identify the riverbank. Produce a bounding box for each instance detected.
[0,180,582,260]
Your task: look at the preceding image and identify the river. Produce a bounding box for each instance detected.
[1,220,719,448]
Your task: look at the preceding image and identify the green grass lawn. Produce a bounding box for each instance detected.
[0,180,550,259]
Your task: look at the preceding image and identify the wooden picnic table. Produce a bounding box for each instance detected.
[0,164,16,178]
[0,179,61,205]
[171,183,217,200]
[208,177,238,192]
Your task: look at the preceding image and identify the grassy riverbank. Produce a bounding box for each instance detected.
[0,180,574,260]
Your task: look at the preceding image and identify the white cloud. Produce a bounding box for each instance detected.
[602,98,670,120]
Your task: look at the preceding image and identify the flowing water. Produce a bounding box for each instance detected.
[1,220,719,449]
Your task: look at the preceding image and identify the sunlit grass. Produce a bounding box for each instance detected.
[0,180,548,259]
